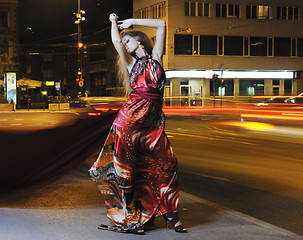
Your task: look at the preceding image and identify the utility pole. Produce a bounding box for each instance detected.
[74,0,85,94]
[212,74,218,107]
[220,64,224,107]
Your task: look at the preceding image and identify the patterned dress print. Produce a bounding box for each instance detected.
[89,56,179,232]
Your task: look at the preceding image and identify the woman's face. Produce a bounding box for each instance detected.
[122,36,139,54]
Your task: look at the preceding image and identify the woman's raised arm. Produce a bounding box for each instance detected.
[109,13,134,70]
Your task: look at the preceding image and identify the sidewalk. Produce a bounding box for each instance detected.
[1,192,302,240]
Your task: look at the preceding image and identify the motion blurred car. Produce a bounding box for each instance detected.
[69,97,87,108]
[256,96,289,106]
[284,93,303,104]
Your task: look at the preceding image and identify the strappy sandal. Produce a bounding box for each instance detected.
[163,211,187,233]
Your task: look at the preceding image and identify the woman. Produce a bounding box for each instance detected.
[89,13,187,234]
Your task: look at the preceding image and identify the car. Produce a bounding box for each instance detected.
[256,96,289,106]
[284,93,303,104]
[69,97,87,108]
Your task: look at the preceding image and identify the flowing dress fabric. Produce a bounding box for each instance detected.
[89,57,179,232]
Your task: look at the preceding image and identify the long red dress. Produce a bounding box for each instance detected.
[89,56,179,232]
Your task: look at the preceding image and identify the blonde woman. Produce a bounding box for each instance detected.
[89,13,187,234]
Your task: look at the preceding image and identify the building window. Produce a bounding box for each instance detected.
[274,37,291,56]
[224,36,243,56]
[216,3,240,18]
[277,7,299,20]
[135,7,148,19]
[185,2,210,17]
[218,36,223,55]
[174,34,192,55]
[298,38,303,57]
[151,1,166,19]
[247,5,270,19]
[240,79,264,96]
[268,37,273,56]
[0,11,8,28]
[292,38,297,57]
[244,37,249,56]
[193,35,199,55]
[180,80,190,98]
[250,37,267,56]
[200,35,217,55]
[284,80,292,95]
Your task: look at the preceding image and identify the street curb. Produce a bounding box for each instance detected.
[180,191,303,240]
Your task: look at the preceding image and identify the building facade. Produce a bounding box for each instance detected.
[0,0,19,81]
[133,0,303,106]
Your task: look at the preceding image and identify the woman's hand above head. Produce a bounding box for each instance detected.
[118,19,133,30]
[109,13,118,23]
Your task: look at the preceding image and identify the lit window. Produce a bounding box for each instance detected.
[247,5,270,19]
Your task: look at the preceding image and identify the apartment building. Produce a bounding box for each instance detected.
[0,0,19,81]
[133,0,303,105]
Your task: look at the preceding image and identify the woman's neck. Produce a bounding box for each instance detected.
[135,46,147,59]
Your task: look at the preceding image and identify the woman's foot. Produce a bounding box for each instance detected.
[163,211,187,233]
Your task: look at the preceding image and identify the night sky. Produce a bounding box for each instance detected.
[19,0,133,42]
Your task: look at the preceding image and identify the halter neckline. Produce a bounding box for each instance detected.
[135,55,151,60]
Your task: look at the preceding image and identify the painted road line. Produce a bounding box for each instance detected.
[180,191,303,240]
[181,169,234,182]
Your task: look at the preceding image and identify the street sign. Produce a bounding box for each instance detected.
[55,82,60,91]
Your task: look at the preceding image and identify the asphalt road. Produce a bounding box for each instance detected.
[1,111,303,235]
[165,115,303,235]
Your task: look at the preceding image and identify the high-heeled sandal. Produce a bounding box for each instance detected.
[163,211,187,233]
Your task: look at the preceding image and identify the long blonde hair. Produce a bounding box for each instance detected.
[116,30,154,96]
[116,55,131,95]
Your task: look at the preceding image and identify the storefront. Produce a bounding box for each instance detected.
[164,70,295,106]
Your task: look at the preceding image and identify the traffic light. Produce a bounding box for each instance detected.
[77,42,84,49]
[221,79,226,88]
[213,74,220,85]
